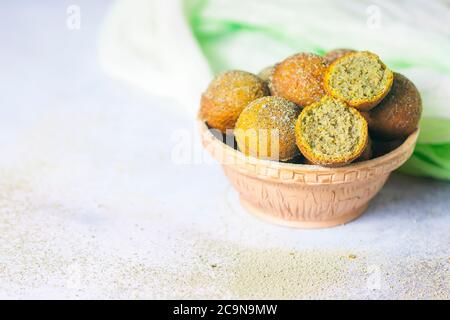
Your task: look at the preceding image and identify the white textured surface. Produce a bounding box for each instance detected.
[0,1,448,299]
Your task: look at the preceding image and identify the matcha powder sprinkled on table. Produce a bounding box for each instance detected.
[191,239,367,299]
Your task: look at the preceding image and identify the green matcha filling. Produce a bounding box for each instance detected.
[329,54,390,101]
[301,99,363,157]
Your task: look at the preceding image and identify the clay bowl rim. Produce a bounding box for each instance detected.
[199,120,419,175]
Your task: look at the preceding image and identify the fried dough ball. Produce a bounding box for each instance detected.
[235,96,301,161]
[199,70,269,133]
[367,73,422,140]
[270,53,327,106]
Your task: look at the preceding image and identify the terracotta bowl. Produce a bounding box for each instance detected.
[199,121,419,228]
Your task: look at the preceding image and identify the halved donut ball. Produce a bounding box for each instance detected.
[295,96,368,166]
[324,51,394,111]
